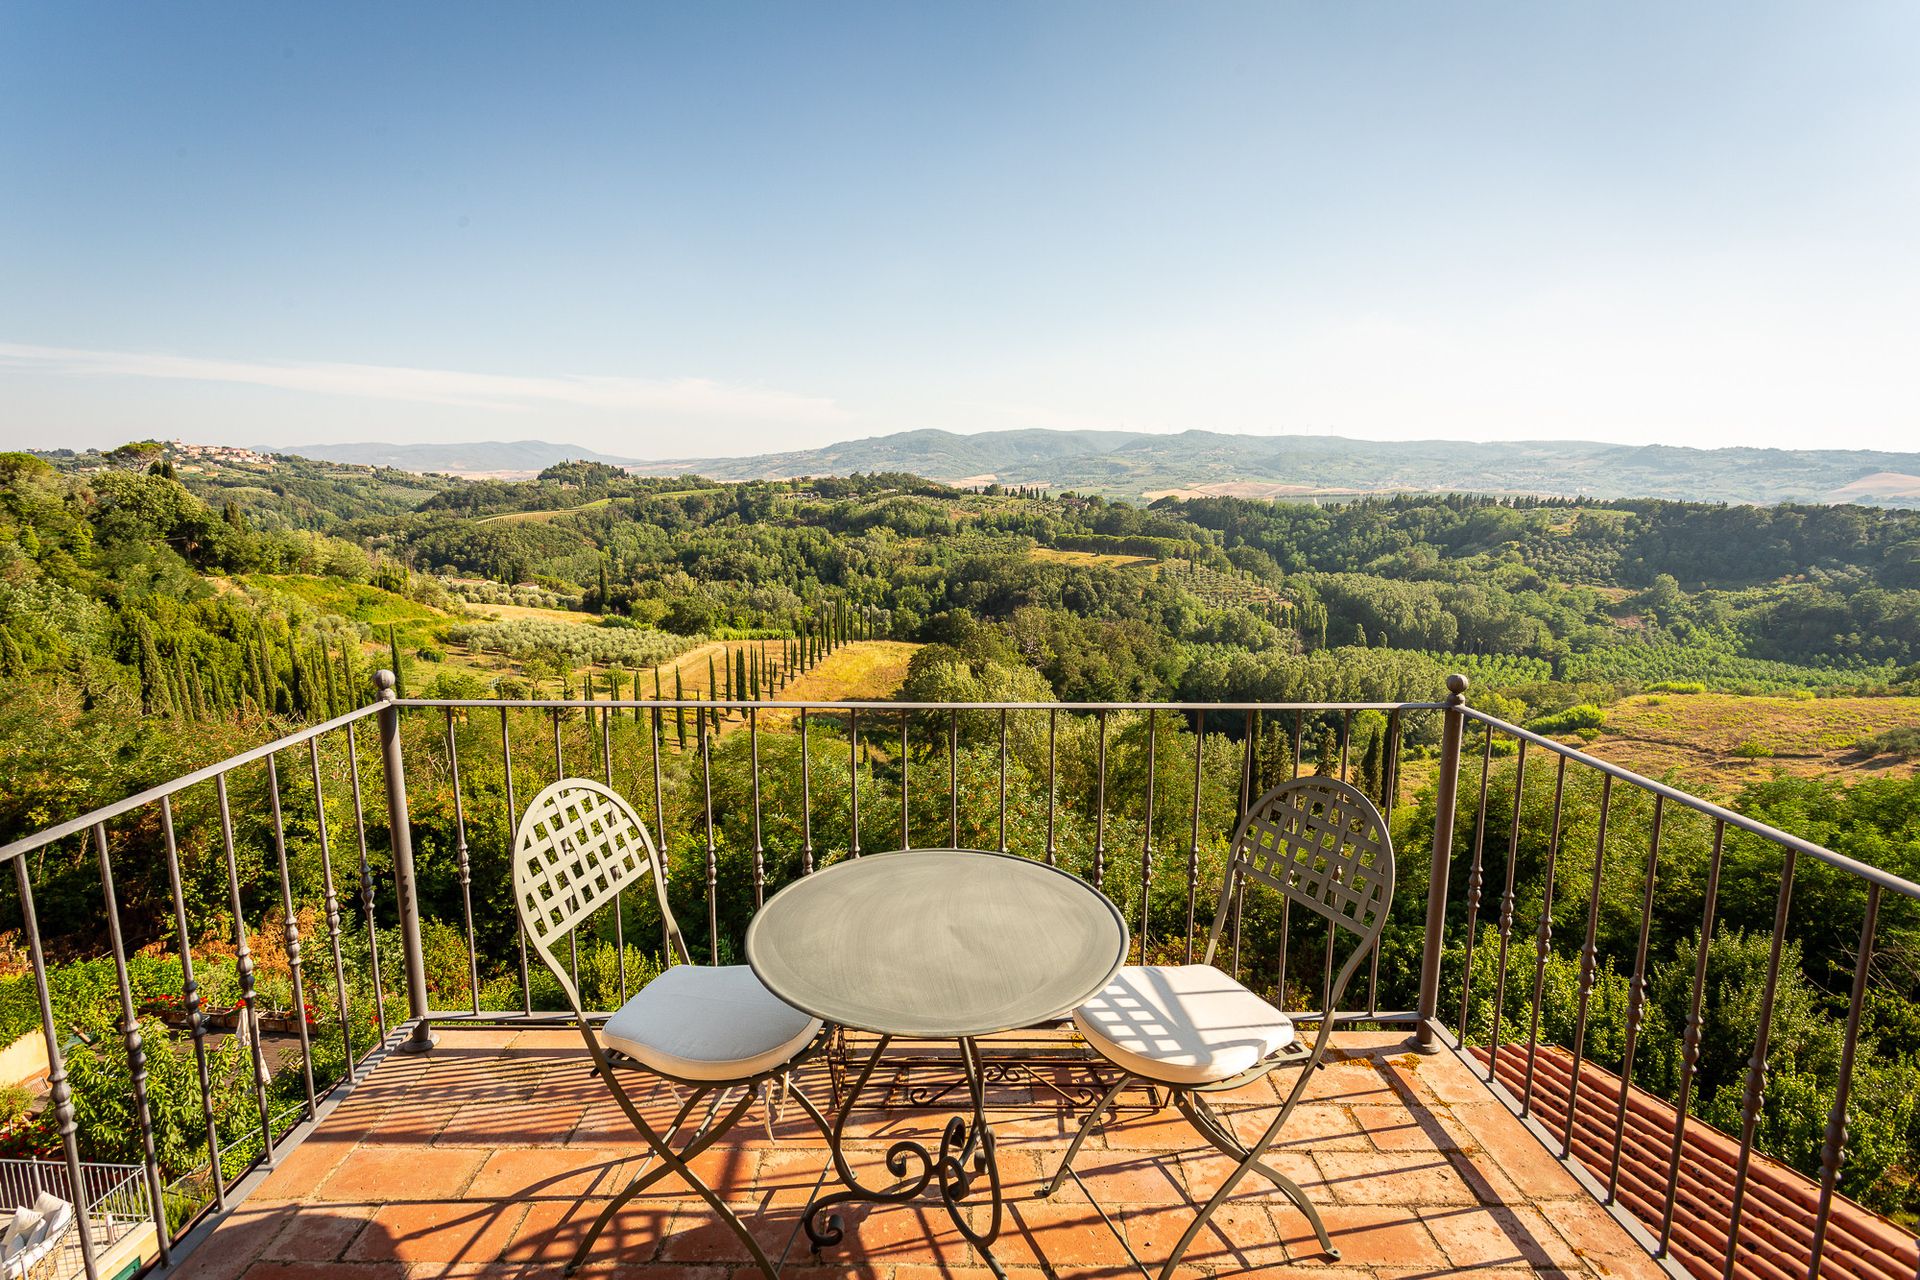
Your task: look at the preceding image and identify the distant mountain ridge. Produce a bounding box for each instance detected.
[283,430,1920,506]
[281,439,647,477]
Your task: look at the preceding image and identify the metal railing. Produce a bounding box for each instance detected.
[0,672,1913,1280]
[0,1158,152,1280]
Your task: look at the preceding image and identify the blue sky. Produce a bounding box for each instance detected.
[3,3,1917,458]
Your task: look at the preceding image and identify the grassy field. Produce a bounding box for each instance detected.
[1028,547,1156,570]
[238,574,447,629]
[476,498,612,525]
[772,641,918,703]
[463,601,600,625]
[1583,692,1920,791]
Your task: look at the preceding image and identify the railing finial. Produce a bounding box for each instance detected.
[375,668,398,700]
[1445,673,1470,703]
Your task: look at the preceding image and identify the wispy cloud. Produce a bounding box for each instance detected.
[0,342,848,424]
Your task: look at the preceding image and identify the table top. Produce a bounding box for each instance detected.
[745,849,1130,1039]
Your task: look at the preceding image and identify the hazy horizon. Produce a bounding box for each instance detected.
[5,4,1919,457]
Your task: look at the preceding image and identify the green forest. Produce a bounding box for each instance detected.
[2,440,1920,1227]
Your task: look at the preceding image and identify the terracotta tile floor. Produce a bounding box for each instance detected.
[176,1029,1665,1280]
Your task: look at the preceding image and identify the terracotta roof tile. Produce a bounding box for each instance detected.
[1472,1044,1919,1280]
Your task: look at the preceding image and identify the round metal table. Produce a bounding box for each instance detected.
[747,849,1129,1277]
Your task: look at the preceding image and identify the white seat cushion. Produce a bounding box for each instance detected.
[1073,965,1295,1087]
[601,965,821,1083]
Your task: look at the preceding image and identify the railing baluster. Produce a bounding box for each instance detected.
[160,795,225,1208]
[1563,773,1614,1158]
[1383,708,1402,820]
[651,705,668,871]
[1368,705,1397,1028]
[1521,753,1569,1118]
[10,855,100,1280]
[1186,709,1204,966]
[1322,915,1335,1011]
[1045,708,1058,866]
[998,708,1008,854]
[218,772,278,1164]
[1240,710,1256,817]
[93,822,172,1265]
[1140,708,1156,959]
[1605,794,1664,1201]
[849,707,861,857]
[750,706,765,908]
[444,711,480,1016]
[552,708,579,989]
[1289,710,1302,782]
[1093,709,1108,892]
[265,753,318,1115]
[800,707,814,874]
[901,710,911,850]
[1659,816,1724,1255]
[1722,847,1797,1280]
[345,721,390,1033]
[501,709,531,1014]
[1454,723,1497,1039]
[1278,895,1292,1006]
[702,726,719,962]
[603,706,627,1004]
[1234,711,1255,978]
[1808,884,1881,1278]
[1484,739,1529,1083]
[949,707,959,847]
[1338,709,1351,781]
[309,738,355,1070]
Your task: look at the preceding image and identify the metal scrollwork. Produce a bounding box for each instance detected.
[804,1035,1011,1279]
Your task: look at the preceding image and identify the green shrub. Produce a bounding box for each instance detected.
[1858,726,1920,761]
[0,1084,31,1127]
[1526,704,1607,735]
[1647,681,1706,694]
[1732,740,1774,759]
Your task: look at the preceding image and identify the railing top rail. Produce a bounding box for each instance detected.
[1460,705,1920,901]
[0,702,385,865]
[399,697,1451,713]
[0,1159,144,1173]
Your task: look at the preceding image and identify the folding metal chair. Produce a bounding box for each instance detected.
[1043,776,1396,1279]
[512,778,834,1277]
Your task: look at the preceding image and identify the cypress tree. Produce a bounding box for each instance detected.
[321,638,339,716]
[185,653,209,720]
[258,624,280,712]
[675,669,686,748]
[709,653,720,705]
[0,628,21,678]
[388,625,405,698]
[735,648,747,703]
[287,637,307,718]
[133,615,169,715]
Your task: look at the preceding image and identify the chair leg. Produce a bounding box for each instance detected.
[567,1087,769,1275]
[1170,1092,1337,1264]
[1175,1092,1296,1198]
[566,1087,708,1273]
[1040,1073,1131,1198]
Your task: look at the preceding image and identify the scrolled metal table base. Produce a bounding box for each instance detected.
[804,1034,1009,1279]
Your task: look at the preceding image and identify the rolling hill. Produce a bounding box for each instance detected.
[279,429,1920,506]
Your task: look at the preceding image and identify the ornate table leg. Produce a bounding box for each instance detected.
[804,1035,1009,1278]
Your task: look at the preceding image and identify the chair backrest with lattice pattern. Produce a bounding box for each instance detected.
[512,779,685,1001]
[1202,776,1395,998]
